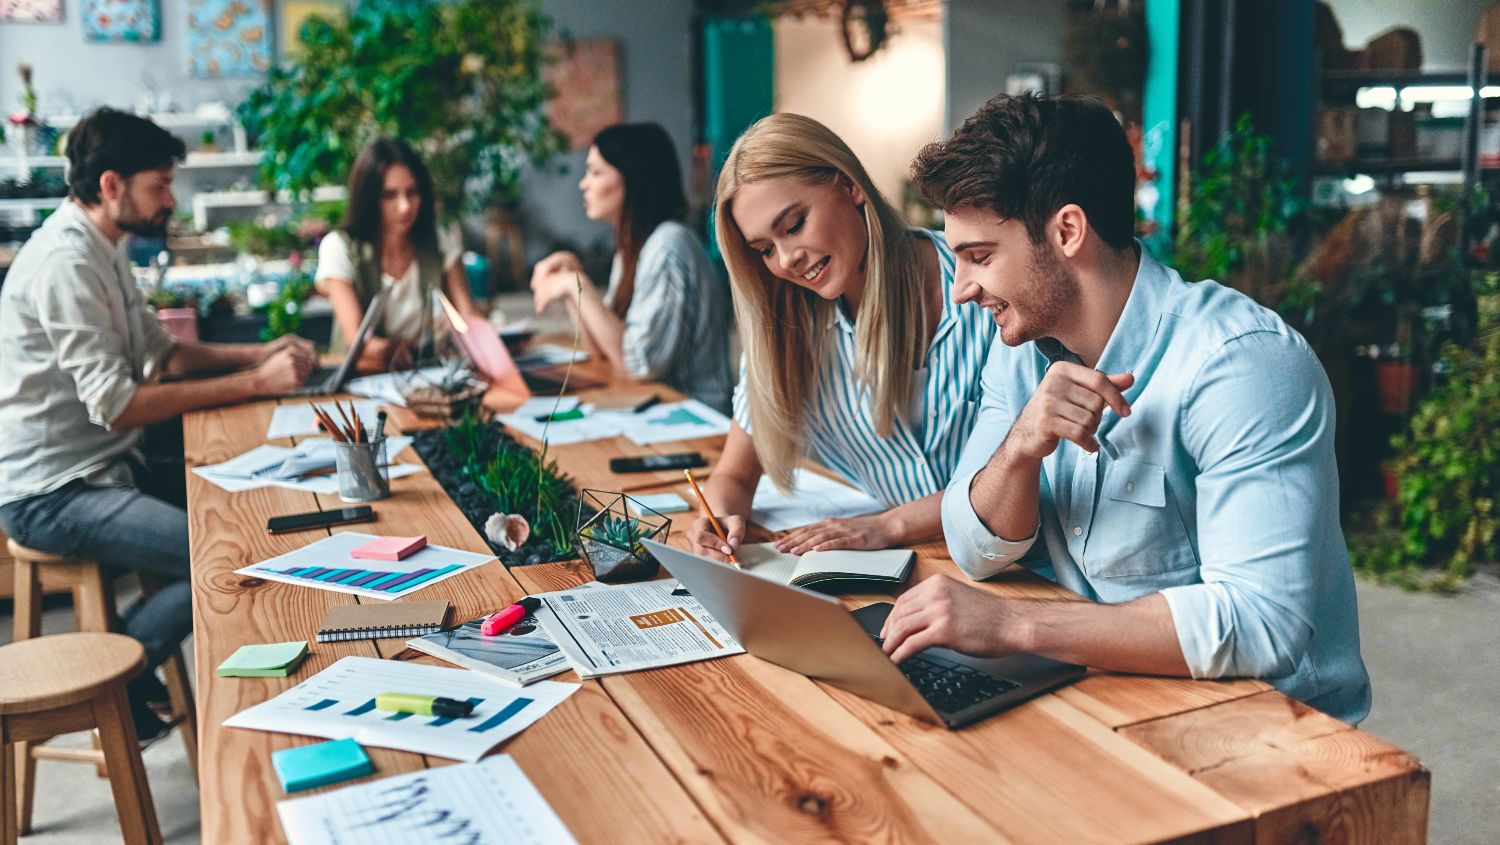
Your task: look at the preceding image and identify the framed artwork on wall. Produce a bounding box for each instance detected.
[82,0,160,43]
[0,0,63,22]
[186,0,273,78]
[281,0,342,59]
[545,38,623,151]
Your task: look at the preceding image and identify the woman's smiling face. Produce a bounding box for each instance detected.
[730,174,869,301]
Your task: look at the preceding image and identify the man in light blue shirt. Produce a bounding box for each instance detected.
[880,93,1370,725]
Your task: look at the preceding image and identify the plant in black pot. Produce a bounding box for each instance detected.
[573,490,671,583]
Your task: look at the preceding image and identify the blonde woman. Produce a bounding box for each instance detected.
[686,114,998,560]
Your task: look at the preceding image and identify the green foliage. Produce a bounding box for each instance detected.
[580,513,644,552]
[476,440,576,556]
[1351,290,1500,589]
[228,219,304,258]
[236,0,567,217]
[1175,115,1303,284]
[261,275,315,341]
[146,288,193,310]
[442,409,577,556]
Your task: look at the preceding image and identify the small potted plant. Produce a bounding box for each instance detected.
[574,490,671,582]
[200,129,219,154]
[147,288,199,342]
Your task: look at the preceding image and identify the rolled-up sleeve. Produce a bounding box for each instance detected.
[1161,331,1329,680]
[621,236,692,381]
[35,255,142,430]
[941,341,1038,579]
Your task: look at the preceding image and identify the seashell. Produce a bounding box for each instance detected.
[484,513,531,551]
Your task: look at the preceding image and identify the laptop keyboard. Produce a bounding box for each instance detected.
[899,652,1021,714]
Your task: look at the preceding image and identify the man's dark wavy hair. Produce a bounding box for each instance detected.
[911,93,1135,250]
[67,108,186,205]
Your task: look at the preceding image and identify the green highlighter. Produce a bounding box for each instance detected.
[375,692,475,718]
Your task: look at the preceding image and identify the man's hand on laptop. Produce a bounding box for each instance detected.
[259,333,316,366]
[1006,362,1133,459]
[254,346,316,394]
[880,574,1015,664]
[686,514,746,563]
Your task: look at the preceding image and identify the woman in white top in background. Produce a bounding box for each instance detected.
[316,137,483,373]
[685,113,998,560]
[531,123,733,412]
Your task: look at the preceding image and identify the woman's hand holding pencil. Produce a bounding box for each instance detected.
[683,469,743,567]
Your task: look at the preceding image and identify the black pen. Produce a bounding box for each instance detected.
[632,394,661,413]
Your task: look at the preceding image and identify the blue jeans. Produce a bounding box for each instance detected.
[0,474,191,674]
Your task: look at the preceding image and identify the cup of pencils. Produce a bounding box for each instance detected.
[314,402,391,503]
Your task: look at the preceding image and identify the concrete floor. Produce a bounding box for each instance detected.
[2,571,1496,844]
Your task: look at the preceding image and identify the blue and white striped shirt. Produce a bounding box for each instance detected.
[733,229,997,507]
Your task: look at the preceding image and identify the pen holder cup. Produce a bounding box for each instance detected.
[334,437,390,503]
[574,490,672,583]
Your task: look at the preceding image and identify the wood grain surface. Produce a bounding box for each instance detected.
[184,380,1429,844]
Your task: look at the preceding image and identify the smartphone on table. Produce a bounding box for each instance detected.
[609,453,707,474]
[266,506,375,534]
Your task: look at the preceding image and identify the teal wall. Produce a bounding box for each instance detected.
[1143,0,1180,249]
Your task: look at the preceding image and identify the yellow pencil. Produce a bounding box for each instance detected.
[683,469,739,567]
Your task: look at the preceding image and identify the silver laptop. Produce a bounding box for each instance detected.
[643,539,1085,729]
[287,291,388,397]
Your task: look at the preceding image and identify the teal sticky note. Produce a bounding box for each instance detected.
[216,641,309,677]
[272,738,372,792]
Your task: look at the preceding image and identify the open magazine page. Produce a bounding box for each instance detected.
[532,580,744,678]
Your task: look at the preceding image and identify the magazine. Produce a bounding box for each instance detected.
[406,609,570,686]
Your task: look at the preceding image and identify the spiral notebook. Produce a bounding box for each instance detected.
[315,600,450,643]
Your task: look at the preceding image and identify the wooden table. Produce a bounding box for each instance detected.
[184,362,1430,844]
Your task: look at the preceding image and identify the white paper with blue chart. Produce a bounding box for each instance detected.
[277,755,577,845]
[234,532,494,601]
[224,656,578,761]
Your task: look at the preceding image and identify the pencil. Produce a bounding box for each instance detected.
[312,405,346,443]
[683,469,739,566]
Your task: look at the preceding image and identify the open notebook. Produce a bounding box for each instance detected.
[735,543,915,590]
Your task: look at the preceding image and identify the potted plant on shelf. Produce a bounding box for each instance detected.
[147,288,199,342]
[573,490,671,583]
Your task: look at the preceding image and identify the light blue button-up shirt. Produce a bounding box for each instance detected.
[941,248,1371,725]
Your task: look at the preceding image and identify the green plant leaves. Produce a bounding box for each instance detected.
[236,0,566,218]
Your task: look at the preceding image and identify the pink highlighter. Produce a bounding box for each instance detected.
[480,597,541,636]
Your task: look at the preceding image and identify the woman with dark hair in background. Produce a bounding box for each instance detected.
[316,136,484,373]
[531,122,732,411]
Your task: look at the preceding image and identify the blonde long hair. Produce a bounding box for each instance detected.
[715,113,928,491]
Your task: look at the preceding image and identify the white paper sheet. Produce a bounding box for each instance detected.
[235,531,493,601]
[192,437,419,494]
[509,396,581,419]
[225,656,578,762]
[533,580,743,678]
[342,366,458,407]
[268,401,384,440]
[277,755,577,845]
[751,469,886,531]
[495,399,730,447]
[626,492,691,515]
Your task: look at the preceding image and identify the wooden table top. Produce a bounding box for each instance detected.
[184,360,1430,844]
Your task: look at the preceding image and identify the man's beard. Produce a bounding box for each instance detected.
[117,193,171,239]
[1000,241,1079,347]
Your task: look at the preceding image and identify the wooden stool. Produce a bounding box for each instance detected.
[0,633,163,845]
[7,540,197,832]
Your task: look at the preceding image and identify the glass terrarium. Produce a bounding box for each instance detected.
[573,490,671,582]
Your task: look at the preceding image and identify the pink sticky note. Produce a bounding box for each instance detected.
[350,536,428,561]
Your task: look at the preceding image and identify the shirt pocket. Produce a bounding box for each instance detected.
[1083,459,1199,585]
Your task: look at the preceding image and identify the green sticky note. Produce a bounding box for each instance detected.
[216,641,309,677]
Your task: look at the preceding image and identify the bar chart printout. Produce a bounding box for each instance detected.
[234,532,495,600]
[223,657,579,761]
[278,755,578,845]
